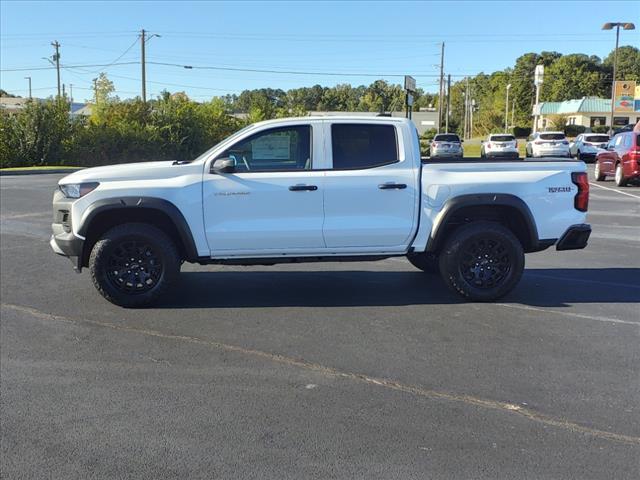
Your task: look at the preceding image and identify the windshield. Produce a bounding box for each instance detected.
[490,135,515,142]
[192,124,254,162]
[434,134,460,142]
[539,133,565,140]
[584,135,610,143]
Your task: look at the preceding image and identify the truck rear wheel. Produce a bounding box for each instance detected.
[407,253,439,273]
[89,223,181,307]
[438,221,524,302]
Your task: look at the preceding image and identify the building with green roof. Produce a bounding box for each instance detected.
[534,96,640,131]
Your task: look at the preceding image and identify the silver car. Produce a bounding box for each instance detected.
[430,133,463,159]
[569,133,610,162]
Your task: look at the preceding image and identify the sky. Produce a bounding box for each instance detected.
[1,0,638,102]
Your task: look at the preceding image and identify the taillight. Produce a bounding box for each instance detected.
[487,142,492,149]
[562,140,569,145]
[515,141,518,148]
[432,142,439,147]
[571,172,589,212]
[535,141,543,145]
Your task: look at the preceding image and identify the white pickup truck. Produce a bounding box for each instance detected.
[51,117,591,307]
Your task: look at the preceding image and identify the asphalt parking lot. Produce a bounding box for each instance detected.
[1,167,639,479]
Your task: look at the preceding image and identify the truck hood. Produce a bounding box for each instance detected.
[58,161,202,184]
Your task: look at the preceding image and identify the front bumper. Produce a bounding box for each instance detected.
[51,189,84,272]
[556,224,591,251]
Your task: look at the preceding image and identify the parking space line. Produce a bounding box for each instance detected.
[495,303,640,326]
[3,302,639,446]
[589,182,640,200]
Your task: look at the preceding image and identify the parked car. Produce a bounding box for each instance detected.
[51,117,591,307]
[430,133,463,159]
[525,132,571,158]
[569,133,610,162]
[594,124,640,186]
[481,134,519,159]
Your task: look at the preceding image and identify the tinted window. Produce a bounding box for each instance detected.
[331,124,398,169]
[434,134,460,142]
[584,135,609,143]
[623,134,632,148]
[637,134,640,148]
[222,126,311,172]
[490,135,515,142]
[539,133,565,140]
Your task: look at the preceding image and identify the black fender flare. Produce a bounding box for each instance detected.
[426,193,542,253]
[77,196,199,261]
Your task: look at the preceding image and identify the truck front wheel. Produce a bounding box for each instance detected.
[89,223,181,307]
[438,221,524,301]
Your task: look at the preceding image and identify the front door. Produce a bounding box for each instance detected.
[203,124,325,255]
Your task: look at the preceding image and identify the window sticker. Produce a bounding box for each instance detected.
[252,134,290,160]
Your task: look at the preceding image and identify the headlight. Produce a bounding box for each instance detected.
[59,182,99,198]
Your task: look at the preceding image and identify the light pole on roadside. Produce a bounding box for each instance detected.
[504,83,511,133]
[601,22,635,134]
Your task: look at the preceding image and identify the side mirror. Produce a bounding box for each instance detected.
[460,139,464,143]
[211,157,236,174]
[607,145,615,151]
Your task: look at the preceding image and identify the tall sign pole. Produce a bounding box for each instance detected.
[533,65,544,133]
[437,42,445,133]
[51,41,61,99]
[404,75,416,120]
[445,74,451,133]
[141,29,147,103]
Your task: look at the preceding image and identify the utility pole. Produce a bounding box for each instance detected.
[436,42,445,133]
[69,83,73,104]
[24,76,32,99]
[511,98,515,129]
[470,99,475,139]
[504,83,511,133]
[463,78,469,140]
[141,29,147,102]
[51,41,61,98]
[445,74,451,133]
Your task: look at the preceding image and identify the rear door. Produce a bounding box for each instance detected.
[322,122,418,250]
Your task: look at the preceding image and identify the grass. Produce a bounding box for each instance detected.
[462,138,528,158]
[0,165,83,171]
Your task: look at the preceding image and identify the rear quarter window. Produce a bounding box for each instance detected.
[331,124,398,169]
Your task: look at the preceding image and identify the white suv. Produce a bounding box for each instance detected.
[526,132,571,158]
[481,134,519,159]
[569,133,610,162]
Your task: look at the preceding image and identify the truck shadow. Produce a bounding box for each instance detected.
[160,268,640,309]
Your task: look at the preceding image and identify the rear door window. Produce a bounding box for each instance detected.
[331,124,398,169]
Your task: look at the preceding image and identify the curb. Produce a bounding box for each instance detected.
[0,168,83,176]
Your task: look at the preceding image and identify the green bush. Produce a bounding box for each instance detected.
[512,126,532,138]
[1,95,245,168]
[564,124,586,137]
[591,125,609,134]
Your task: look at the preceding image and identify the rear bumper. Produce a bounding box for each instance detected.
[431,150,462,158]
[486,151,519,158]
[556,224,591,251]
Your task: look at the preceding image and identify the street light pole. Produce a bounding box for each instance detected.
[602,22,636,134]
[505,83,511,133]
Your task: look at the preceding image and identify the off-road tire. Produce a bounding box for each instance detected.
[407,253,439,273]
[89,223,181,307]
[438,221,524,302]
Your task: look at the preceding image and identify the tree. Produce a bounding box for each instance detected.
[603,45,640,82]
[540,54,606,101]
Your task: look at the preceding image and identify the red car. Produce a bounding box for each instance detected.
[594,122,640,186]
